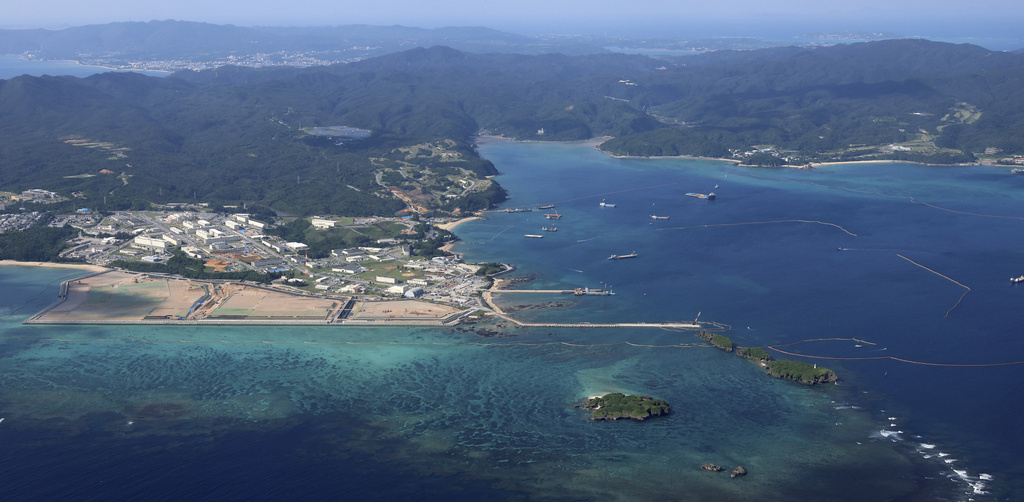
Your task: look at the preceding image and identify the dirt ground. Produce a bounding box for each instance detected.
[204,258,234,272]
[349,300,460,320]
[39,271,201,320]
[207,285,337,318]
[31,270,459,324]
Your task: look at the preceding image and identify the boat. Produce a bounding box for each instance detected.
[1012,169,1024,175]
[650,215,670,220]
[536,204,555,209]
[600,199,616,207]
[524,234,544,239]
[685,192,716,200]
[542,226,557,232]
[1011,275,1024,283]
[545,213,562,220]
[608,252,638,260]
[574,285,616,296]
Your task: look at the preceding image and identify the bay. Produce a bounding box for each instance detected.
[3,139,1023,500]
[0,55,170,79]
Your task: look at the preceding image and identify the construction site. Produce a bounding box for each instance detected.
[25,270,469,326]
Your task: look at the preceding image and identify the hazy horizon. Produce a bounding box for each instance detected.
[2,0,1022,48]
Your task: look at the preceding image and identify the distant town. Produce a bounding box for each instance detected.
[48,50,364,73]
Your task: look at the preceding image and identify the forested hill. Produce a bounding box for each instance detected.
[0,46,663,215]
[599,39,1024,161]
[1,40,1023,216]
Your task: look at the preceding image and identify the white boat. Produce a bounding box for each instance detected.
[524,234,544,239]
[600,199,616,207]
[608,252,638,260]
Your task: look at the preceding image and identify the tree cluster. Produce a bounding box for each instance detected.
[584,393,671,421]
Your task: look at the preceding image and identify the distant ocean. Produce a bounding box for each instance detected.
[0,55,170,79]
[2,140,1023,500]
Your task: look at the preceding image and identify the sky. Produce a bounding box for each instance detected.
[3,0,1023,41]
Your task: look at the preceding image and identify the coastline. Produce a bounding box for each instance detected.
[806,159,979,168]
[2,55,172,76]
[475,134,981,169]
[435,215,483,232]
[0,260,108,273]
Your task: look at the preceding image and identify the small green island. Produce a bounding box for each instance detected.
[581,393,671,421]
[697,331,839,385]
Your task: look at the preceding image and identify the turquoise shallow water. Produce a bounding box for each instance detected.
[3,140,1023,499]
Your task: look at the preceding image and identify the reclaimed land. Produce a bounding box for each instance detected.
[24,270,469,326]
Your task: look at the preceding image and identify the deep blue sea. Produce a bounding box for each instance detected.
[3,140,1023,500]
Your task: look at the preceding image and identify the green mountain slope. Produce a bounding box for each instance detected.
[2,40,1023,216]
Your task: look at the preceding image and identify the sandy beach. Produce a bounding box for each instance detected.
[435,215,482,231]
[0,260,108,273]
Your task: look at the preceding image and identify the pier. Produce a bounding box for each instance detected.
[489,289,574,294]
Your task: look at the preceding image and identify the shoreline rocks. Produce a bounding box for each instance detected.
[700,464,748,479]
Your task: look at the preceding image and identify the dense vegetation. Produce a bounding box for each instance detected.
[474,262,505,276]
[697,330,735,351]
[694,330,838,384]
[583,393,671,421]
[765,360,838,385]
[407,224,456,258]
[737,347,771,361]
[598,40,1024,163]
[0,220,78,262]
[741,153,787,167]
[2,39,1023,219]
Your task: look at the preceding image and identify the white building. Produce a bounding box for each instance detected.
[385,284,412,296]
[132,235,168,252]
[335,264,366,274]
[311,217,337,229]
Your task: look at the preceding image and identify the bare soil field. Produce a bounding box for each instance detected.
[29,270,459,325]
[208,285,338,319]
[40,271,201,320]
[349,300,460,320]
